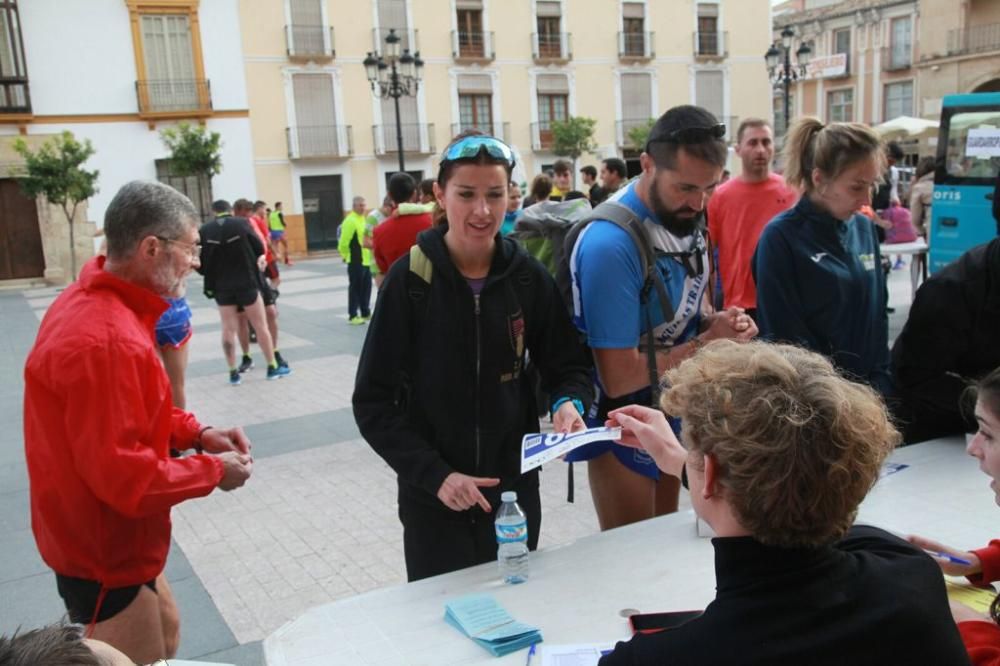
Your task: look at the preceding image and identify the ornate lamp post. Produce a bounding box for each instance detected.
[765,26,812,137]
[363,29,424,172]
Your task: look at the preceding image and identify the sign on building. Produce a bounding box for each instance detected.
[805,53,847,79]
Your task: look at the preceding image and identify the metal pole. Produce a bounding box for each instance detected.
[783,45,791,138]
[392,62,406,173]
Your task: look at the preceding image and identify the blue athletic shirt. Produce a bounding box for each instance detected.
[565,181,709,475]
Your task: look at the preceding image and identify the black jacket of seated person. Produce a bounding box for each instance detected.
[352,225,593,582]
[598,526,970,666]
[891,237,1000,444]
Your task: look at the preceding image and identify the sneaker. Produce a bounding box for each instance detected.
[237,355,254,373]
[229,370,242,386]
[275,350,289,369]
[266,364,292,380]
[893,258,906,270]
[348,316,366,325]
[361,314,372,322]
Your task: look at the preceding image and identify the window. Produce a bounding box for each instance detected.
[622,3,646,57]
[695,70,724,121]
[536,1,562,58]
[696,3,719,55]
[890,17,912,68]
[291,73,339,158]
[884,81,913,120]
[0,0,29,113]
[459,94,492,131]
[156,159,212,222]
[288,0,327,57]
[942,109,1000,183]
[827,88,853,122]
[380,95,421,152]
[377,0,413,52]
[536,73,568,148]
[620,73,652,146]
[140,15,200,111]
[834,28,850,55]
[773,93,794,136]
[456,6,484,58]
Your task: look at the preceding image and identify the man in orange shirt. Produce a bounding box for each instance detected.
[707,118,797,321]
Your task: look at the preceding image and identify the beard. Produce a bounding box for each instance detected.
[648,181,704,238]
[152,257,187,299]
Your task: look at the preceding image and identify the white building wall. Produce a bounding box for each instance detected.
[200,0,250,110]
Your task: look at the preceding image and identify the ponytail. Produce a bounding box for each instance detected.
[781,117,825,191]
[781,116,885,193]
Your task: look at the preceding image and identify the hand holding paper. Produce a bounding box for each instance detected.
[606,405,687,480]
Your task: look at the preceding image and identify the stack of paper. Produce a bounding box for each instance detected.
[444,594,542,657]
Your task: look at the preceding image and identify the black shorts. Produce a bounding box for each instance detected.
[260,279,278,307]
[216,288,259,308]
[56,573,157,624]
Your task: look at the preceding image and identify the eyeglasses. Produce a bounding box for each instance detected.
[649,123,727,147]
[440,135,515,167]
[156,236,201,258]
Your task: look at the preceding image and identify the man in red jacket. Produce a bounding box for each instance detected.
[23,181,254,665]
[372,171,433,287]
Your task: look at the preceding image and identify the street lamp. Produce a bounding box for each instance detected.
[364,28,424,172]
[765,25,811,137]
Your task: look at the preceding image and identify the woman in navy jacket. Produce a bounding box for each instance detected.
[752,117,891,395]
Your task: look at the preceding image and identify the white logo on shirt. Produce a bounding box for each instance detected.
[810,252,827,263]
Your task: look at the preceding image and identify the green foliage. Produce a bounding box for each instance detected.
[626,119,657,150]
[550,116,598,161]
[160,122,223,178]
[12,131,98,210]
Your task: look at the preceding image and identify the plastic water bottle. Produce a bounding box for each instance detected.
[495,491,529,584]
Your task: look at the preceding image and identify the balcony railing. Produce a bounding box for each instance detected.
[618,31,655,60]
[372,123,435,155]
[373,28,419,56]
[881,45,912,71]
[452,30,495,61]
[450,121,509,143]
[531,32,572,61]
[135,79,212,116]
[0,78,31,115]
[947,23,1000,56]
[286,24,335,59]
[616,118,654,149]
[286,125,353,159]
[531,121,561,151]
[694,31,728,58]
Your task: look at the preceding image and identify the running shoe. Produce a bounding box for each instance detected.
[893,258,906,270]
[267,364,292,380]
[229,370,242,386]
[237,355,254,373]
[275,350,289,369]
[348,316,366,325]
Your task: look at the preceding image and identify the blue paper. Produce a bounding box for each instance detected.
[444,595,542,657]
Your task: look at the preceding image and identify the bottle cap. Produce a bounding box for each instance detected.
[501,491,517,503]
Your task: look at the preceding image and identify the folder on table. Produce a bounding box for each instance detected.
[444,594,542,657]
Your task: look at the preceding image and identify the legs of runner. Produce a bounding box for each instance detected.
[218,305,242,370]
[243,295,276,366]
[88,574,178,663]
[265,304,279,347]
[586,451,679,530]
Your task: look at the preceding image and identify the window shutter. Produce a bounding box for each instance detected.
[694,70,724,119]
[536,73,569,94]
[289,0,322,25]
[293,74,336,127]
[620,73,651,121]
[537,1,561,18]
[457,74,493,94]
[456,0,483,8]
[697,3,719,17]
[623,2,644,19]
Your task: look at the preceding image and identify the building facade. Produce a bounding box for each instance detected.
[772,0,921,134]
[240,0,775,255]
[0,0,255,283]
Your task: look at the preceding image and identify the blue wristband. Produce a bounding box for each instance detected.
[551,397,585,416]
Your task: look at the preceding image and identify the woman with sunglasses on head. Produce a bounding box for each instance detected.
[598,340,968,665]
[752,117,892,396]
[353,132,592,581]
[908,367,1000,665]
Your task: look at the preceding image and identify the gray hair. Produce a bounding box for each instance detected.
[104,181,199,260]
[352,196,365,206]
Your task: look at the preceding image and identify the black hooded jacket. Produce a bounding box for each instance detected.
[353,225,593,510]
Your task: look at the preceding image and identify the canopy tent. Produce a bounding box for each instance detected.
[874,116,939,139]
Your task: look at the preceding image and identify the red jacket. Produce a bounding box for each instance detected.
[960,541,1000,664]
[372,209,433,275]
[24,257,223,587]
[250,214,275,264]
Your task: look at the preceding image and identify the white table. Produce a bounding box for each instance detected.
[264,437,996,666]
[883,237,929,297]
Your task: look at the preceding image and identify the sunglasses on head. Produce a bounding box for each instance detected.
[649,123,727,147]
[441,135,515,167]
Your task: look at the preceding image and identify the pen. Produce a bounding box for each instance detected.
[927,550,972,566]
[526,643,536,665]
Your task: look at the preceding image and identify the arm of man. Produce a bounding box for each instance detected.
[352,263,454,497]
[62,346,224,518]
[752,223,821,349]
[337,215,353,262]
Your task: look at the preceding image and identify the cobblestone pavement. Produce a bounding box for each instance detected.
[0,255,915,663]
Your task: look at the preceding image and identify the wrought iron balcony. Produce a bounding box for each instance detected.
[0,78,31,115]
[452,30,495,61]
[286,125,353,159]
[531,121,559,151]
[616,118,653,149]
[947,23,1000,56]
[372,123,435,155]
[618,31,655,60]
[372,28,419,56]
[694,31,728,58]
[450,121,509,143]
[881,45,912,71]
[286,24,335,59]
[531,32,572,61]
[135,79,212,116]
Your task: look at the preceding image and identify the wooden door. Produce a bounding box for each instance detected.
[0,179,45,280]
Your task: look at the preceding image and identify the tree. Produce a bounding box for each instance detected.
[159,122,223,178]
[626,119,657,151]
[13,131,99,280]
[550,116,598,177]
